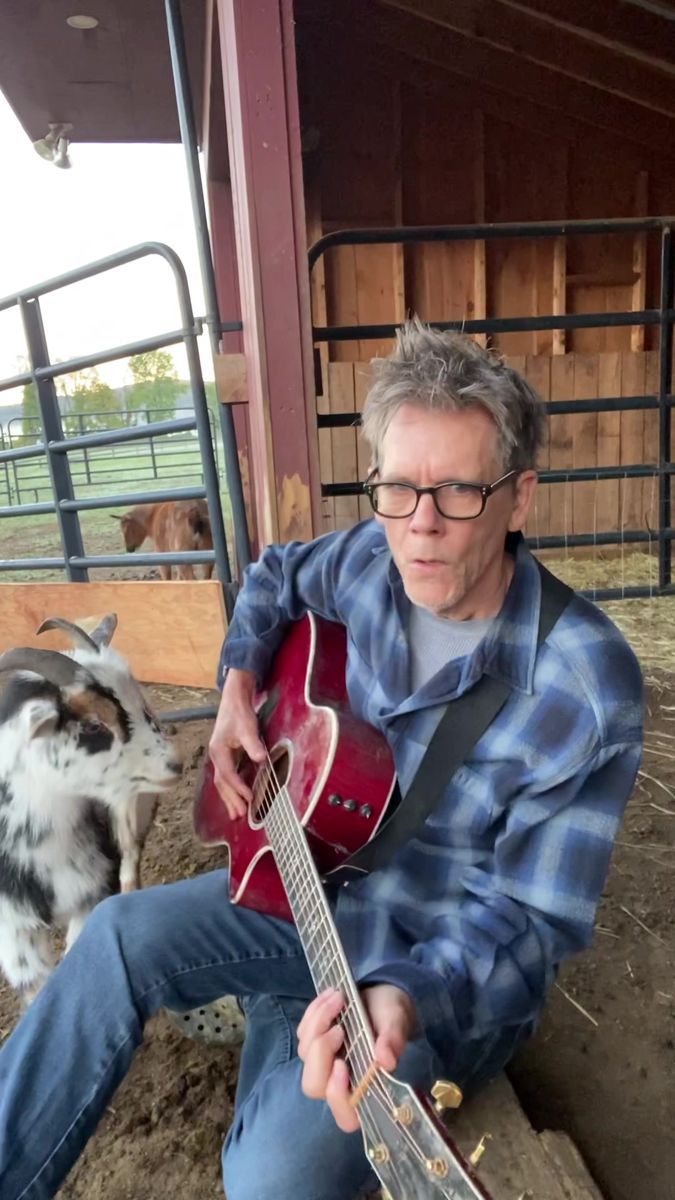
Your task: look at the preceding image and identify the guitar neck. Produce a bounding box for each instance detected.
[264,786,376,1070]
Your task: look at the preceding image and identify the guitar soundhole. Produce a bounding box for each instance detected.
[250,746,291,825]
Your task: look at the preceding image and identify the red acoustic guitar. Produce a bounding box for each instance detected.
[195,612,494,1200]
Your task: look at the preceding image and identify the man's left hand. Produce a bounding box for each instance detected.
[297,984,417,1133]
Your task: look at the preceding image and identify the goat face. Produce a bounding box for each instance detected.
[0,616,182,805]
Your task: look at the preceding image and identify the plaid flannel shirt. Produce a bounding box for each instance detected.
[219,520,643,1065]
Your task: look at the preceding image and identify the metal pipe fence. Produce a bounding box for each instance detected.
[0,242,243,609]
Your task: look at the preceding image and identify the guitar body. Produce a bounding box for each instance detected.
[195,612,397,922]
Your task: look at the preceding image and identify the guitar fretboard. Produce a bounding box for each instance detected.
[264,785,376,1074]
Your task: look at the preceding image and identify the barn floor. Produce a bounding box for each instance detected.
[0,672,670,1200]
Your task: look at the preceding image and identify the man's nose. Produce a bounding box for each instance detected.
[410,491,443,530]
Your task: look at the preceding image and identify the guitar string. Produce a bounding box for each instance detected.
[261,775,442,1190]
[260,785,419,1197]
[257,756,409,1100]
[255,755,441,1184]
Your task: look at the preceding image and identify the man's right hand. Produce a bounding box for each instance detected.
[208,669,266,819]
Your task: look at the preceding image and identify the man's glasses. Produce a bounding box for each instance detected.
[363,469,518,520]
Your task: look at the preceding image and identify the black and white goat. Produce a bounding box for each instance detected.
[0,614,182,1002]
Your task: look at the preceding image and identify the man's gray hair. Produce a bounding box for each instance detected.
[361,317,547,473]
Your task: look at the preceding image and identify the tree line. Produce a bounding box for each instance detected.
[18,351,217,443]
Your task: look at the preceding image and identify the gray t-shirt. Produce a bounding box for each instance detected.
[408,604,493,691]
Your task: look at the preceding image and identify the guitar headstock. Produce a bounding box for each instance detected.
[359,1070,493,1200]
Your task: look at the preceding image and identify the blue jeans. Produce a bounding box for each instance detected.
[0,870,527,1200]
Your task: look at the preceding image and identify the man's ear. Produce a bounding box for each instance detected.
[508,470,538,533]
[22,698,60,739]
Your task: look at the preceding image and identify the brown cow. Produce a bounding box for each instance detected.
[113,500,214,580]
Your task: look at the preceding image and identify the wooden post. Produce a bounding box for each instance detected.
[215,0,321,546]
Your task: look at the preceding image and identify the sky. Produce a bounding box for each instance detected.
[0,90,212,402]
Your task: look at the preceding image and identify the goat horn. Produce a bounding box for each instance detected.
[36,617,99,653]
[0,648,85,687]
[86,613,117,649]
[109,514,123,521]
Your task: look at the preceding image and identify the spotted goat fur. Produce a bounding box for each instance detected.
[0,615,182,1002]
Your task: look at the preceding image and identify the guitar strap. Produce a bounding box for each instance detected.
[333,559,573,878]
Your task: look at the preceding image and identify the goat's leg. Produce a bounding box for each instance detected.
[114,801,141,892]
[202,563,214,580]
[0,921,54,1005]
[65,909,92,953]
[159,564,172,581]
[177,564,195,580]
[112,793,157,892]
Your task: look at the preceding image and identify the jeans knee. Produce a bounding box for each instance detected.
[76,890,155,978]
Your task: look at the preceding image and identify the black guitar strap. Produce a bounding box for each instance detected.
[334,559,573,878]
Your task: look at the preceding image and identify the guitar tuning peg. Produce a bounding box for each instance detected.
[431,1079,463,1112]
[469,1132,492,1166]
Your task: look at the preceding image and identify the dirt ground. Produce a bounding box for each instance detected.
[0,676,671,1200]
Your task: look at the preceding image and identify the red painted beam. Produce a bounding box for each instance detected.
[215,0,321,546]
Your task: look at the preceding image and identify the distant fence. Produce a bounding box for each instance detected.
[0,405,221,507]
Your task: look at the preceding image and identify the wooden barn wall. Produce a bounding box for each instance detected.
[302,41,670,360]
[297,21,675,540]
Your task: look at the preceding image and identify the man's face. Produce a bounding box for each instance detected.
[374,403,537,619]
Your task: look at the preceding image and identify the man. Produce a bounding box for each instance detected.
[0,320,642,1200]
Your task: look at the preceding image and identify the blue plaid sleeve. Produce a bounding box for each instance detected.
[359,737,642,1058]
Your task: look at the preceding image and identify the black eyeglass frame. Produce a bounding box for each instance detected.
[363,468,519,520]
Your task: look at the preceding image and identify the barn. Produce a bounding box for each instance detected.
[0,4,673,1199]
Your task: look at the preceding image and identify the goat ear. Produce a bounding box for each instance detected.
[110,514,123,521]
[22,697,60,739]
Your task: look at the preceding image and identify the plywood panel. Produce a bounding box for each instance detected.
[0,581,227,688]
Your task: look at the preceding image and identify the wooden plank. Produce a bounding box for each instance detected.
[643,350,660,541]
[391,79,406,329]
[327,361,360,530]
[214,353,247,405]
[0,581,227,688]
[549,355,576,540]
[450,1072,605,1200]
[306,179,335,533]
[523,355,551,541]
[552,237,567,355]
[631,170,649,353]
[572,355,599,535]
[539,1130,606,1200]
[473,109,487,348]
[354,364,375,521]
[596,352,622,534]
[619,352,646,532]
